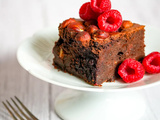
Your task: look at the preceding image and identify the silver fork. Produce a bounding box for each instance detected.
[2,96,38,120]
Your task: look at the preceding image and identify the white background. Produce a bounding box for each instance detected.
[0,0,160,119]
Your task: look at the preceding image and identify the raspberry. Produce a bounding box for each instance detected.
[97,10,122,32]
[118,59,145,83]
[90,0,111,14]
[79,2,99,21]
[142,52,160,73]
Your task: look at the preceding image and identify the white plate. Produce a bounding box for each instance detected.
[17,26,160,92]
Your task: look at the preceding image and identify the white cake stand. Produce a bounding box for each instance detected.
[17,26,160,120]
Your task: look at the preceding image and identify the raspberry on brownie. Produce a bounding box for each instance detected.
[97,9,122,32]
[79,2,99,21]
[52,18,145,86]
[90,0,111,14]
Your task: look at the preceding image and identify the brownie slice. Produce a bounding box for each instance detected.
[53,19,145,86]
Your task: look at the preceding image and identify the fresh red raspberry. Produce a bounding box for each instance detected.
[90,0,111,14]
[142,52,160,73]
[79,2,99,21]
[118,59,145,83]
[97,10,122,32]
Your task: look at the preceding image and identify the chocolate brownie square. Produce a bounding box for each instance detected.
[53,19,145,86]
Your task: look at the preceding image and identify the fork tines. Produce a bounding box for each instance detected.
[2,96,38,120]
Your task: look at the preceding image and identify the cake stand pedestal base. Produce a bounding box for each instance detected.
[54,89,146,120]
